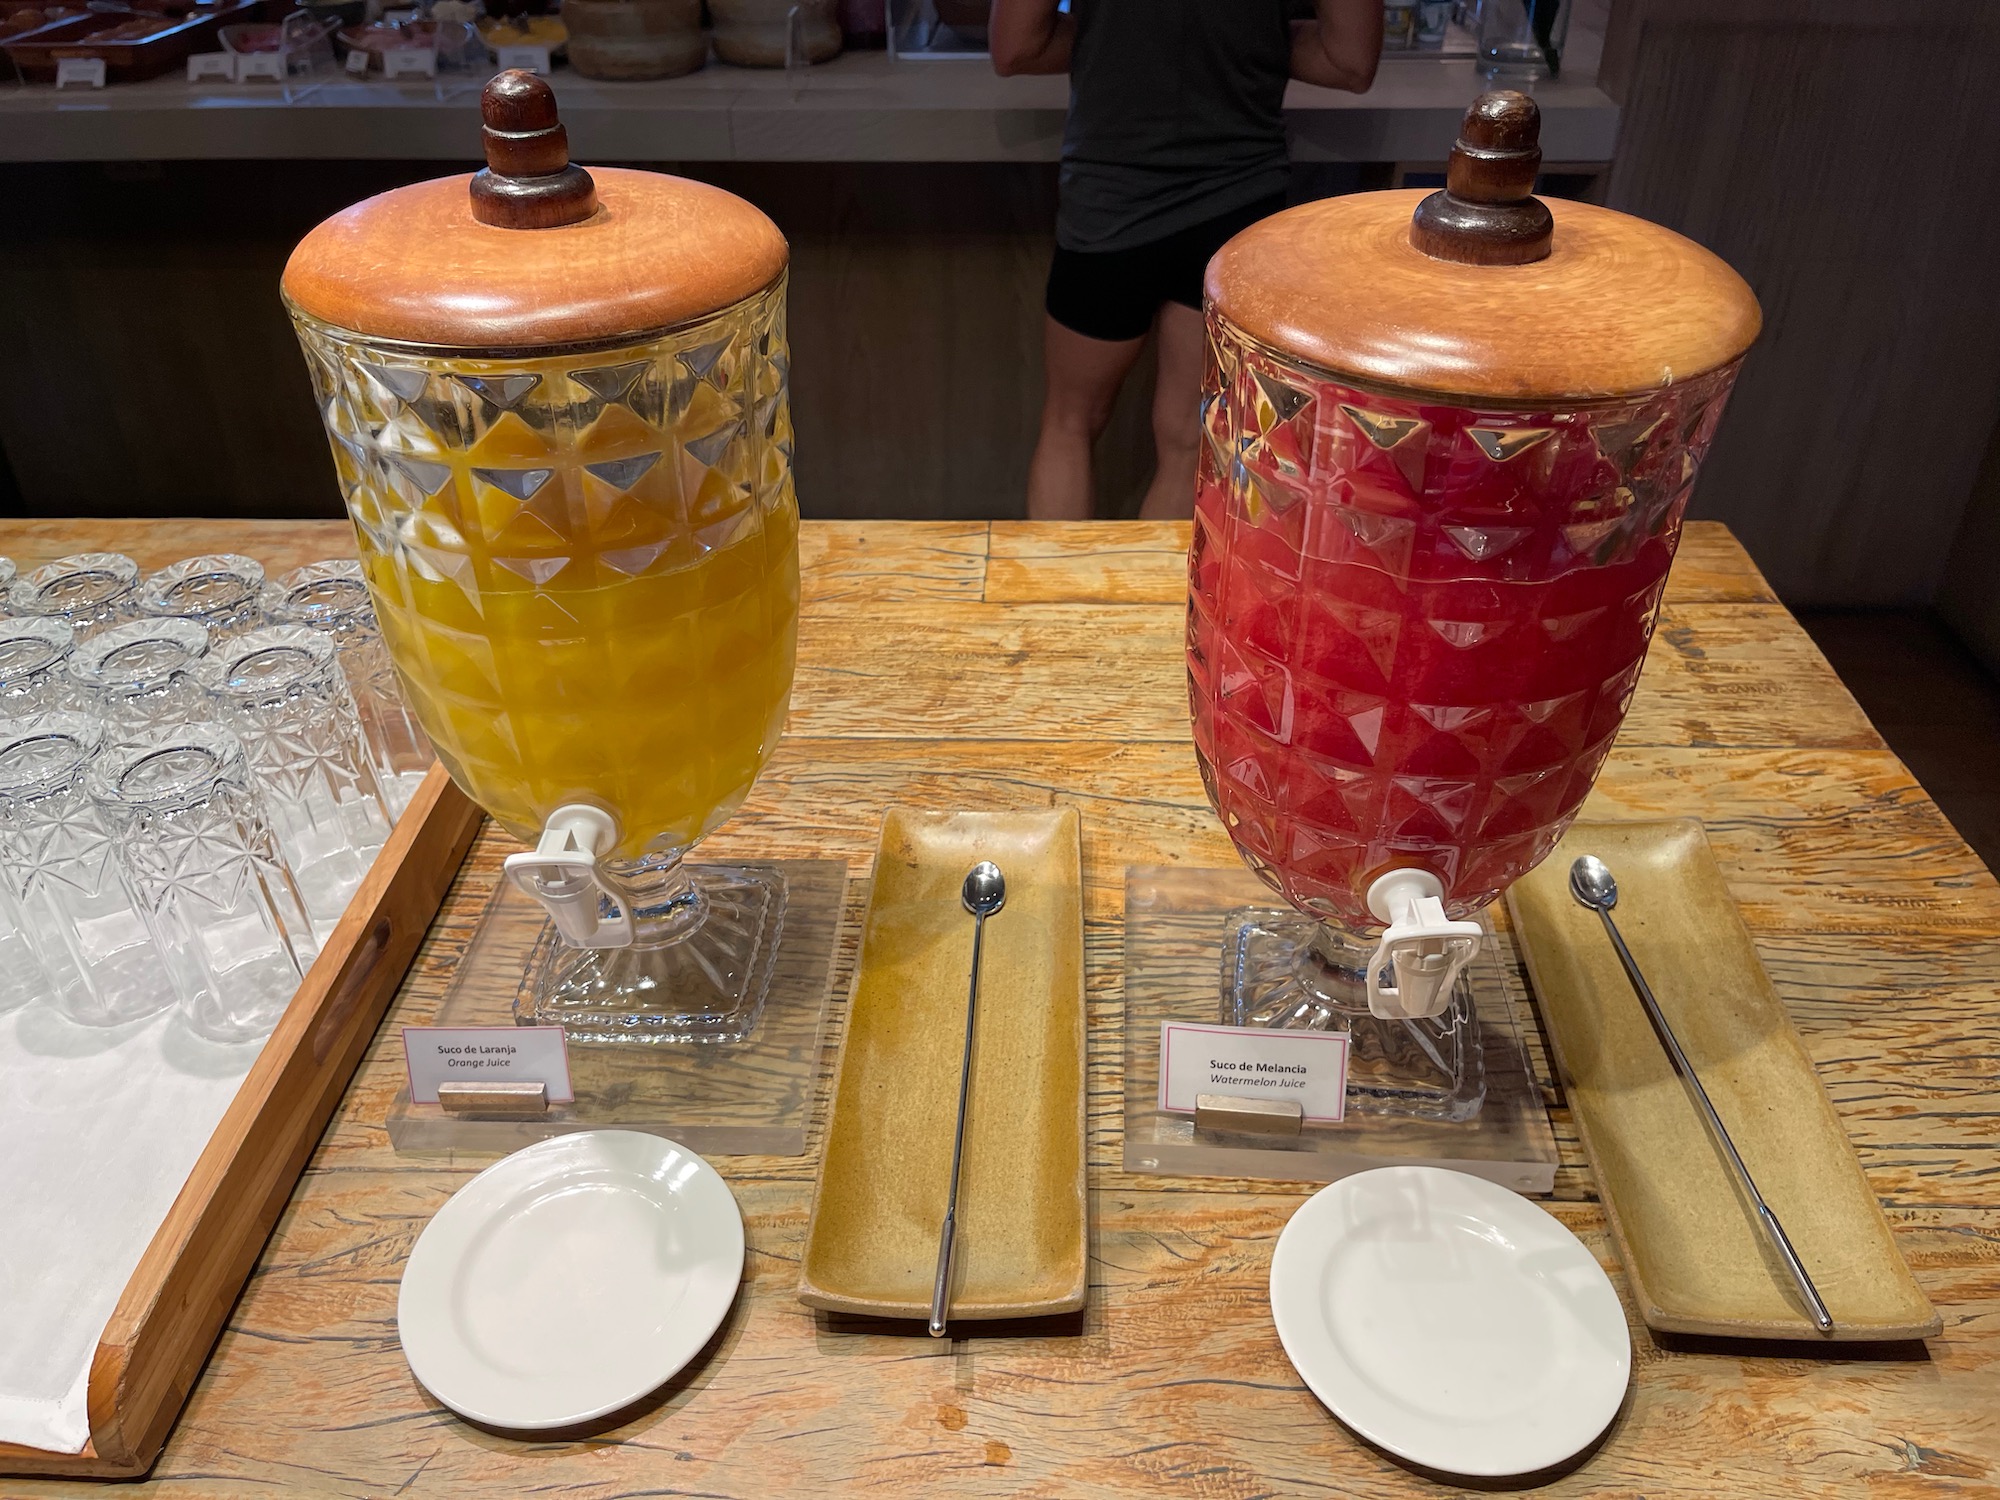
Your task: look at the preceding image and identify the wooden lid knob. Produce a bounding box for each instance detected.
[1408,91,1553,266]
[468,70,599,230]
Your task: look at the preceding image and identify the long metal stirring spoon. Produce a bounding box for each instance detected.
[1568,855,1833,1334]
[931,860,1006,1339]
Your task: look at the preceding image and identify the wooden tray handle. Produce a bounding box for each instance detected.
[0,769,483,1478]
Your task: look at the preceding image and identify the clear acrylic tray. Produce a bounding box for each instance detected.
[1123,866,1559,1191]
[386,858,846,1157]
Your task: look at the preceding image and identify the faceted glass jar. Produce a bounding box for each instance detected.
[1190,310,1741,930]
[292,285,799,859]
[289,282,800,1041]
[1188,313,1742,1118]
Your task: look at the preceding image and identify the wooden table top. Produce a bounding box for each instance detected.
[7,518,1998,1498]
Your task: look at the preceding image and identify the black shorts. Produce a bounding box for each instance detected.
[1044,192,1288,343]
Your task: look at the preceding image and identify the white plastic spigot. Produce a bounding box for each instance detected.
[1362,868,1483,1021]
[501,804,636,949]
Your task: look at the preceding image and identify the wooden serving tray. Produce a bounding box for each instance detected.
[0,766,481,1477]
[5,0,254,81]
[799,808,1087,1323]
[1507,818,1939,1341]
[2,12,117,76]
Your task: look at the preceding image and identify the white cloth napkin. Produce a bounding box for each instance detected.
[0,999,258,1453]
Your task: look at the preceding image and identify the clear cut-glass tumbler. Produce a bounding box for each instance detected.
[8,553,140,640]
[0,712,178,1026]
[90,725,320,1043]
[0,618,78,717]
[67,618,213,742]
[0,875,53,1013]
[197,625,392,938]
[263,560,434,820]
[136,554,268,642]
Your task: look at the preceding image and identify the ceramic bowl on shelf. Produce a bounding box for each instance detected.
[563,0,703,78]
[710,0,840,66]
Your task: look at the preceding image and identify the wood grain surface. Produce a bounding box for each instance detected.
[3,517,1997,1498]
[1602,0,2000,610]
[1207,190,1761,402]
[281,166,788,349]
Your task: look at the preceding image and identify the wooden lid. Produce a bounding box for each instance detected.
[1206,93,1760,402]
[282,72,788,349]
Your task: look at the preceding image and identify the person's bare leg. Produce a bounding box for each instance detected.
[1138,301,1207,521]
[1027,315,1146,521]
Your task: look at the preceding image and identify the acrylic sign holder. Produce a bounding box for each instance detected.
[1123,865,1558,1191]
[386,858,847,1157]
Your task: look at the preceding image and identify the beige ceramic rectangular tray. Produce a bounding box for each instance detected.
[799,807,1087,1322]
[1507,818,1938,1341]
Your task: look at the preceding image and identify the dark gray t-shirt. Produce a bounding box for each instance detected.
[1057,0,1294,253]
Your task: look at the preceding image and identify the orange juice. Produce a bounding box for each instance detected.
[309,297,802,862]
[365,499,797,859]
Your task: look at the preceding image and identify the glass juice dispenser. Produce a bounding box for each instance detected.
[282,73,799,1043]
[1189,94,1761,1117]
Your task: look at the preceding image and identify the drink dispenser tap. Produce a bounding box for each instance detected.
[1363,870,1482,1021]
[503,805,637,949]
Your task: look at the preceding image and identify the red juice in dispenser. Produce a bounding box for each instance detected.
[1189,361,1738,931]
[1187,91,1759,1036]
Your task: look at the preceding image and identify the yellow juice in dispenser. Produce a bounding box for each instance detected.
[366,503,798,859]
[324,318,801,862]
[283,97,809,1040]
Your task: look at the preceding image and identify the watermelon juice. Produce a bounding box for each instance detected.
[1187,344,1738,933]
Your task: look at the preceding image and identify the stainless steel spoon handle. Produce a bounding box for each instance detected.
[930,908,988,1338]
[929,1214,957,1341]
[1590,904,1834,1334]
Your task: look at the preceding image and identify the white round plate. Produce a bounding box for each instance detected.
[1271,1165,1629,1477]
[398,1130,743,1430]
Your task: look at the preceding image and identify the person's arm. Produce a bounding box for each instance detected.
[989,0,1074,76]
[1290,0,1381,91]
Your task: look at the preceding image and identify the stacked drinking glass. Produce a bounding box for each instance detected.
[0,552,433,1045]
[262,560,434,820]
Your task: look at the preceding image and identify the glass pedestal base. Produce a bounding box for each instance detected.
[1123,865,1556,1190]
[386,859,844,1156]
[1223,909,1484,1123]
[519,864,785,1044]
